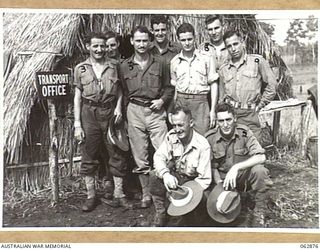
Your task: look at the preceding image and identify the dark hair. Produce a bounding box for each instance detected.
[105,30,120,43]
[215,102,235,116]
[223,30,242,43]
[151,14,168,27]
[205,14,222,26]
[131,25,152,39]
[176,23,195,37]
[84,32,106,44]
[171,105,192,120]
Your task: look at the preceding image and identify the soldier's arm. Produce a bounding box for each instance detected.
[194,145,212,190]
[258,57,278,108]
[73,66,85,142]
[159,58,174,105]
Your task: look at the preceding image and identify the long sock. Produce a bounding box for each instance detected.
[113,176,125,198]
[85,176,95,199]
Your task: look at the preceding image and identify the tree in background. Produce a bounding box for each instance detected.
[284,16,318,64]
[260,21,275,38]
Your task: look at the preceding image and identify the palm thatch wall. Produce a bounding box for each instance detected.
[4,13,293,191]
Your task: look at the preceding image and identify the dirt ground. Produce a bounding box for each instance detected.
[3,155,318,228]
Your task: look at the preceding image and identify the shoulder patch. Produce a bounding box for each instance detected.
[254,58,260,63]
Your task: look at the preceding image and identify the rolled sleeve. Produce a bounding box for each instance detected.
[194,145,212,190]
[207,55,219,85]
[73,65,82,91]
[153,135,172,178]
[259,57,277,107]
[246,129,265,156]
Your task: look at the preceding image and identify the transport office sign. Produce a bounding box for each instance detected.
[36,71,70,99]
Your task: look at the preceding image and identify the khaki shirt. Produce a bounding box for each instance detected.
[149,41,181,66]
[119,54,174,105]
[205,123,265,174]
[73,58,119,103]
[154,129,212,190]
[170,49,219,95]
[198,41,229,70]
[219,53,277,108]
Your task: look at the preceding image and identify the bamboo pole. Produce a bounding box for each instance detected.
[48,99,59,203]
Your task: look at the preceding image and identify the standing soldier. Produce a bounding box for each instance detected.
[120,26,174,208]
[73,32,129,212]
[105,31,126,63]
[219,30,277,142]
[199,14,229,70]
[171,23,219,135]
[149,14,181,66]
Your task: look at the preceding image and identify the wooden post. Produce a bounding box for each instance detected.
[272,111,281,146]
[48,99,59,203]
[300,100,312,157]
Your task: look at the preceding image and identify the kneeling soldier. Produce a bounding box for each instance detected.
[206,102,272,227]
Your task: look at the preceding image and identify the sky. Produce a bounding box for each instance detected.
[255,11,319,46]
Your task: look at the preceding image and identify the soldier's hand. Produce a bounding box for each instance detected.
[223,165,239,190]
[114,107,123,125]
[74,127,85,144]
[163,172,178,192]
[209,110,216,128]
[150,99,164,111]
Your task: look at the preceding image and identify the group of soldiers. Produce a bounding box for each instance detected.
[73,14,278,227]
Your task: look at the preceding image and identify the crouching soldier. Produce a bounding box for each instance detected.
[205,102,273,227]
[149,106,212,226]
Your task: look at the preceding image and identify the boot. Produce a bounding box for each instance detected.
[82,176,97,212]
[151,195,167,227]
[101,176,132,208]
[139,174,152,208]
[249,190,268,227]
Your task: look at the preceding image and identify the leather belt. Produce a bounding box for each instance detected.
[225,98,256,110]
[177,92,208,100]
[82,98,113,108]
[129,97,152,107]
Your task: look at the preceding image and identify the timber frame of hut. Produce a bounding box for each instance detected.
[4,13,294,192]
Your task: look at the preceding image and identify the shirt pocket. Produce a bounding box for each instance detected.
[80,74,96,96]
[223,73,234,94]
[148,65,161,88]
[242,68,259,90]
[234,147,250,163]
[123,71,139,92]
[104,76,118,95]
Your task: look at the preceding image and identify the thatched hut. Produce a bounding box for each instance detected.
[3,12,293,192]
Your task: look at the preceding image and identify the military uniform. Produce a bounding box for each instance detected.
[120,54,174,174]
[219,54,277,142]
[198,41,229,70]
[170,50,219,135]
[150,128,212,225]
[149,40,181,66]
[73,58,127,178]
[205,123,271,192]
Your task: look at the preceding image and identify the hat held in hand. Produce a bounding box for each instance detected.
[207,182,241,223]
[107,115,129,151]
[167,180,203,216]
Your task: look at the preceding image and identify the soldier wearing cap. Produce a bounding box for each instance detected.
[219,30,277,143]
[150,106,212,226]
[73,32,129,212]
[171,23,219,135]
[199,14,229,70]
[205,102,272,227]
[120,26,174,209]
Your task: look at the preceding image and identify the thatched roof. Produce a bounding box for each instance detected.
[4,13,81,164]
[4,13,293,165]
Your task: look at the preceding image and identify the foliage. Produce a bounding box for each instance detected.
[259,21,275,38]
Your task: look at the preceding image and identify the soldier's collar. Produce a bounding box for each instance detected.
[216,126,239,142]
[151,40,171,53]
[228,53,248,69]
[178,49,200,61]
[83,57,115,69]
[127,53,155,66]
